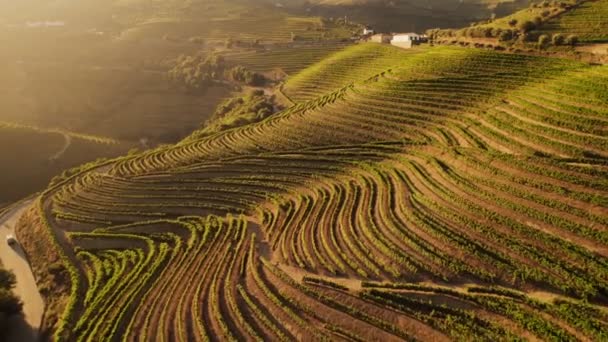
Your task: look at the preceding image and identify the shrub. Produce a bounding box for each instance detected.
[499,30,514,42]
[518,33,534,43]
[168,53,227,91]
[491,28,503,37]
[508,19,518,27]
[0,269,22,336]
[228,66,266,86]
[565,34,579,46]
[0,289,22,315]
[518,20,536,33]
[538,34,550,48]
[552,33,565,45]
[0,270,16,289]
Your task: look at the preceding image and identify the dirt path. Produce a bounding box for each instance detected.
[576,43,608,56]
[0,200,44,342]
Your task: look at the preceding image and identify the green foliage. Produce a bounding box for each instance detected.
[536,0,608,43]
[168,54,228,92]
[565,34,579,46]
[26,44,608,341]
[499,29,514,41]
[552,33,565,45]
[0,270,16,289]
[538,34,551,48]
[227,66,266,86]
[519,20,537,33]
[0,269,22,335]
[197,90,279,137]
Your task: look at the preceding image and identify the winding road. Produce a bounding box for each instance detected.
[0,200,44,342]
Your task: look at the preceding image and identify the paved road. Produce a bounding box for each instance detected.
[0,200,44,342]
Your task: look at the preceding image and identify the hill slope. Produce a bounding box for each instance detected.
[537,0,608,43]
[17,44,608,340]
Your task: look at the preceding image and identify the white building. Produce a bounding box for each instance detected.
[363,27,375,35]
[391,33,425,49]
[394,33,421,42]
[370,33,392,44]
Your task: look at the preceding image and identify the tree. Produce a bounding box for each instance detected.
[508,19,518,27]
[566,34,579,46]
[228,66,266,86]
[552,33,565,45]
[518,20,536,33]
[538,34,550,49]
[0,289,21,315]
[0,270,16,289]
[499,30,514,42]
[0,270,22,335]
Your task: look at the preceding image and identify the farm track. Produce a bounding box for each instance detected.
[17,44,608,340]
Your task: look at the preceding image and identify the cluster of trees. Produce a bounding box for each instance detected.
[537,33,579,48]
[429,24,579,49]
[213,90,274,122]
[428,0,582,47]
[168,54,266,92]
[168,54,227,91]
[0,268,22,334]
[227,66,266,87]
[203,89,278,135]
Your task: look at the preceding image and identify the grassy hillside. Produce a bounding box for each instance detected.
[219,42,352,76]
[476,0,608,43]
[19,44,608,340]
[472,0,579,30]
[429,0,608,64]
[284,43,423,102]
[536,0,608,43]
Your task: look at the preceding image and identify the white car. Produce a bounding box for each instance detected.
[6,234,17,245]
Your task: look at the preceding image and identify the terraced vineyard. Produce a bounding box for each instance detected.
[536,0,608,43]
[283,43,424,102]
[17,44,608,340]
[220,43,352,76]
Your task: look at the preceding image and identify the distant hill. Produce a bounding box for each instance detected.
[277,0,529,32]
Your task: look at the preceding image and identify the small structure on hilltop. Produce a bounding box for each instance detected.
[391,34,413,49]
[363,26,375,35]
[370,33,392,44]
[390,32,428,49]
